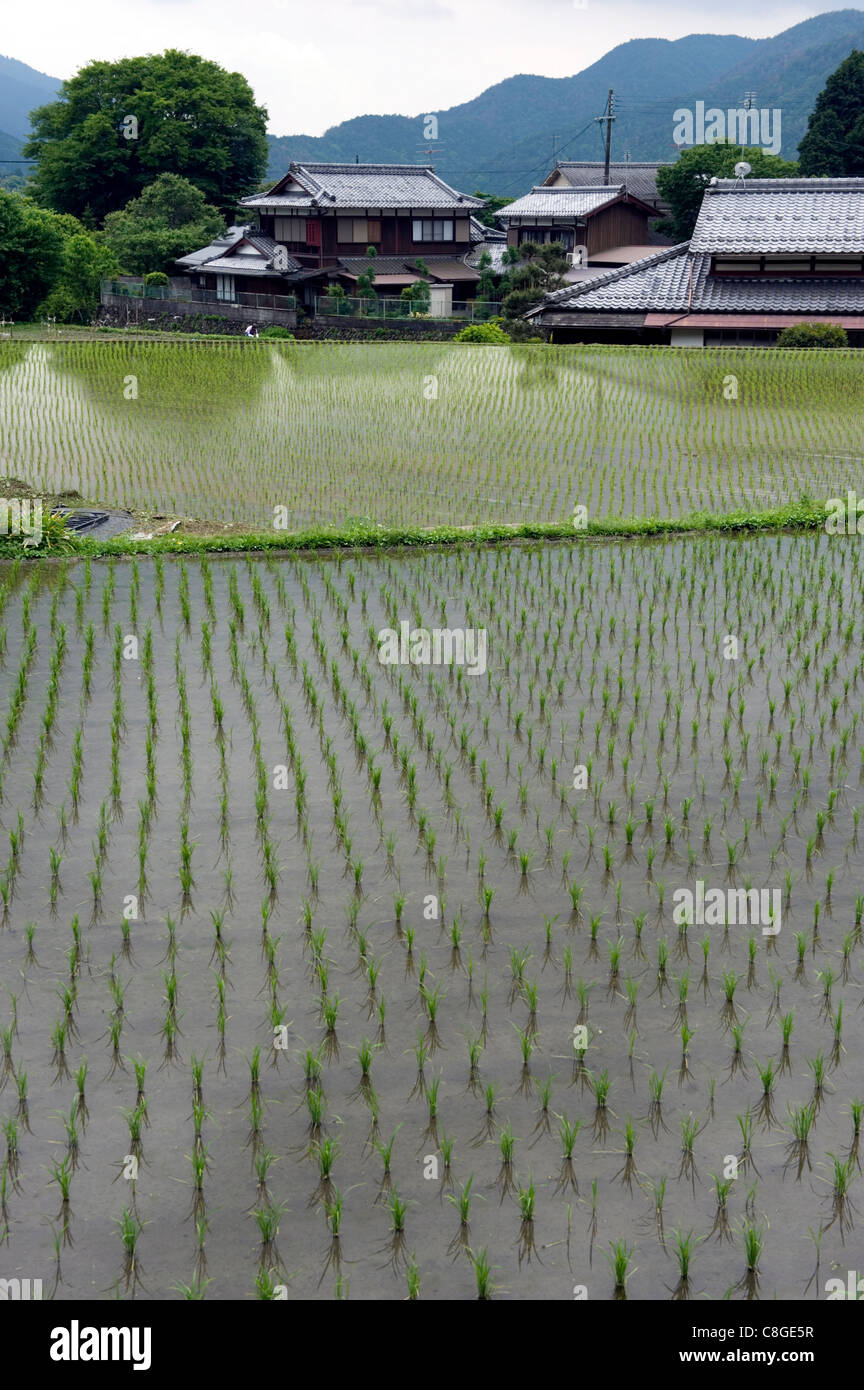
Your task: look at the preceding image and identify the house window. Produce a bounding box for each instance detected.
[275,216,307,243]
[337,218,382,244]
[215,274,235,302]
[412,219,454,242]
[518,227,574,250]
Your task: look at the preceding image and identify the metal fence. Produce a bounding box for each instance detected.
[315,295,503,322]
[101,280,297,312]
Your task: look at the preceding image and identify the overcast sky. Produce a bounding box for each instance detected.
[3,0,848,135]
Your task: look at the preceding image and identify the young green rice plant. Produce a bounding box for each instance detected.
[807,1051,830,1114]
[50,1017,71,1083]
[776,1009,794,1076]
[721,971,739,1027]
[379,1189,409,1272]
[512,1024,535,1097]
[589,1069,612,1143]
[245,1092,265,1158]
[646,1067,670,1138]
[848,1099,863,1171]
[679,1113,703,1193]
[186,1143,211,1223]
[606,1238,634,1301]
[735,1109,759,1178]
[421,984,444,1054]
[308,1136,339,1210]
[318,1187,344,1288]
[115,1206,145,1293]
[50,1156,74,1244]
[348,1037,378,1104]
[670,1228,699,1300]
[494,1121,518,1203]
[613,1116,639,1190]
[321,993,340,1062]
[446,1174,475,1259]
[711,986,736,1060]
[755,1057,778,1129]
[253,1199,287,1272]
[825,1153,857,1240]
[516,1174,539,1266]
[469,1246,495,1300]
[831,1000,845,1069]
[784,1102,816,1181]
[737,1220,763,1300]
[254,1149,278,1208]
[529,1072,554,1145]
[422,1074,441,1148]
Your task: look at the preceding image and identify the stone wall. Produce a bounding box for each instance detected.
[97,298,297,333]
[293,316,467,341]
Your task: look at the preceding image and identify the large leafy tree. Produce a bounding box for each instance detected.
[0,191,66,318]
[799,51,864,176]
[656,144,799,242]
[102,174,224,275]
[23,50,268,224]
[38,235,120,322]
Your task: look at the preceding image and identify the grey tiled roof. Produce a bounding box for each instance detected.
[197,255,273,276]
[175,225,250,268]
[498,185,624,218]
[470,216,506,243]
[548,161,672,209]
[465,241,511,273]
[538,244,692,312]
[535,242,864,316]
[191,230,301,277]
[690,178,864,255]
[242,163,484,211]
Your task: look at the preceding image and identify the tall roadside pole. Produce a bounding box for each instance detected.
[597,89,615,184]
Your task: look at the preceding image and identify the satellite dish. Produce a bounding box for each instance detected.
[734,161,752,179]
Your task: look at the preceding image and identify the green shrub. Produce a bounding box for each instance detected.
[776,322,848,348]
[144,271,169,287]
[454,321,511,344]
[259,325,294,339]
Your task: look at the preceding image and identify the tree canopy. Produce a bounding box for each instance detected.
[656,144,799,242]
[23,50,268,224]
[0,192,66,318]
[799,51,864,176]
[102,174,224,276]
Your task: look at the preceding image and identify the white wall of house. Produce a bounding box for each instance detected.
[670,326,704,347]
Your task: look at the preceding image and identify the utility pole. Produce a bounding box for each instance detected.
[596,89,615,185]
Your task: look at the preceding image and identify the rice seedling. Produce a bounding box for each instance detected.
[308,1137,339,1210]
[469,1246,496,1301]
[679,1114,702,1193]
[784,1102,816,1181]
[755,1058,778,1128]
[589,1069,612,1143]
[253,1199,288,1271]
[646,1067,669,1138]
[605,1238,635,1300]
[494,1121,519,1203]
[736,1220,763,1300]
[115,1206,145,1294]
[379,1189,409,1272]
[516,1175,539,1265]
[670,1228,699,1300]
[824,1153,858,1240]
[446,1174,475,1259]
